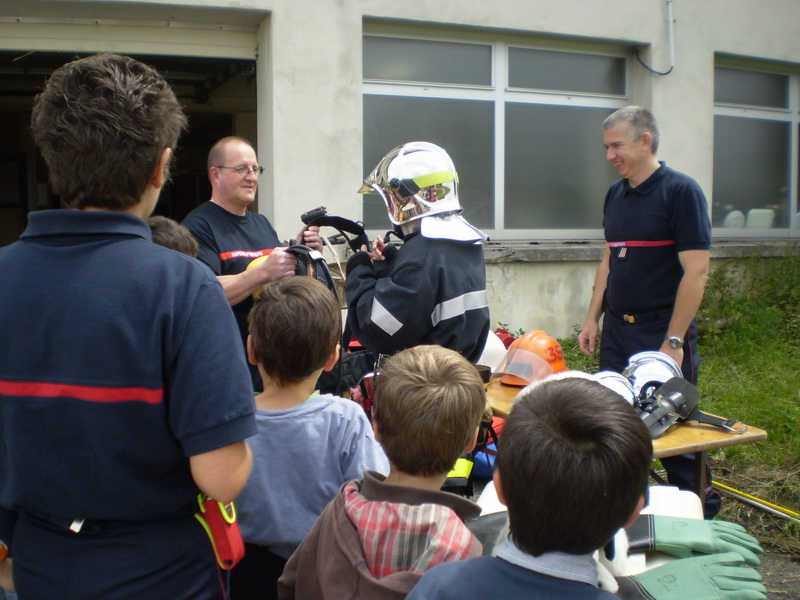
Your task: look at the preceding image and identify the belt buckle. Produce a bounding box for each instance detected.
[70,519,85,533]
[623,314,636,324]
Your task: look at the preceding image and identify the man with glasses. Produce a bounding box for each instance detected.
[183,136,322,390]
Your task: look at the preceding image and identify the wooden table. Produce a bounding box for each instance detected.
[485,378,768,498]
[483,379,522,418]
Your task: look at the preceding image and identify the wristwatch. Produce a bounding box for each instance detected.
[666,336,684,349]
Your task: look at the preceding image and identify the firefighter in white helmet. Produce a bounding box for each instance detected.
[345,141,490,362]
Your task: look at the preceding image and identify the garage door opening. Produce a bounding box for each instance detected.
[0,50,257,245]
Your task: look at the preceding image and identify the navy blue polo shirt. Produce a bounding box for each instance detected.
[0,210,256,521]
[603,162,711,313]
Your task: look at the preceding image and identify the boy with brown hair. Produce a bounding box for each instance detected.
[278,345,487,599]
[231,276,388,600]
[147,215,199,257]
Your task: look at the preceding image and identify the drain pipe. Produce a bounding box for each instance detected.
[665,0,675,72]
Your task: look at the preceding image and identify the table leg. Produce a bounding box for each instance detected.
[649,469,667,486]
[693,451,707,499]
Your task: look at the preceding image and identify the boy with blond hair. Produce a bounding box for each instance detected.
[231,277,389,599]
[278,345,487,599]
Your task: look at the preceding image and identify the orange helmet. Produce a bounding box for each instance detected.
[526,330,568,372]
[499,330,568,386]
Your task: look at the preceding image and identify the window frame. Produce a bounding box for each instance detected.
[713,57,800,236]
[362,30,632,240]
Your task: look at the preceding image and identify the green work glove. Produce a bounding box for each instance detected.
[627,514,763,566]
[616,553,766,600]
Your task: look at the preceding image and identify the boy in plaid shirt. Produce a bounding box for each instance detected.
[278,345,486,599]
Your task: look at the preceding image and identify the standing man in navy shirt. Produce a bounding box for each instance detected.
[183,136,322,390]
[578,106,719,518]
[0,54,256,599]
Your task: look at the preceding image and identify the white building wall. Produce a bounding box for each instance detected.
[485,259,599,335]
[256,1,365,230]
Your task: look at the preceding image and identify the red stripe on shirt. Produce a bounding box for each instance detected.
[0,380,164,404]
[607,240,675,248]
[218,248,274,261]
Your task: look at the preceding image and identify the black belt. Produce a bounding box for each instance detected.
[607,308,671,324]
[25,505,195,533]
[25,511,137,533]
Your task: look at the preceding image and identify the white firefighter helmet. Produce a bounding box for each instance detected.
[476,330,508,373]
[592,371,638,406]
[359,141,484,241]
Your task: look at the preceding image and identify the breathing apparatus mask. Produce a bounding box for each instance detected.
[495,346,746,439]
[598,351,748,438]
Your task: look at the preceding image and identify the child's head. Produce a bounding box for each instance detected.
[147,215,199,257]
[248,277,341,387]
[372,345,486,477]
[497,376,652,556]
[31,53,186,211]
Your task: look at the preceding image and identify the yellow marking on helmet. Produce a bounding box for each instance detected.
[412,170,457,188]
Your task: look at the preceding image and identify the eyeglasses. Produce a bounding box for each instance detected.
[215,165,265,177]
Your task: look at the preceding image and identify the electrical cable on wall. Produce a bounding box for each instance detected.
[636,0,675,76]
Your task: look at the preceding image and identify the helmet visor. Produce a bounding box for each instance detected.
[497,348,554,386]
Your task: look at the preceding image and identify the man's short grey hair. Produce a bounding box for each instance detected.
[603,106,660,153]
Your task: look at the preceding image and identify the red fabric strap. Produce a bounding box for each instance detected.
[218,247,274,261]
[607,240,675,248]
[0,379,163,404]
